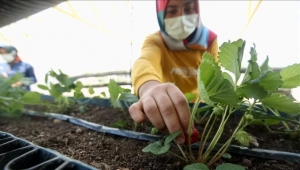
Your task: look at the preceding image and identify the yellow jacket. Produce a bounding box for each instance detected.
[131,32,219,96]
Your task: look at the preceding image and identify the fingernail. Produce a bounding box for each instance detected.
[175,137,185,145]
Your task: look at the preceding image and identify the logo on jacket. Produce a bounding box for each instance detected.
[171,67,197,78]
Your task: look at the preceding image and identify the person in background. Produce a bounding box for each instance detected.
[0,45,37,91]
[129,0,218,144]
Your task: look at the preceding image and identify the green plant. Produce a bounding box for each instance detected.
[143,132,245,170]
[0,73,41,117]
[38,69,94,113]
[142,39,300,169]
[107,79,139,129]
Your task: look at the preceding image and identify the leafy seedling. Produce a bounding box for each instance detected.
[141,39,300,168]
[0,73,41,117]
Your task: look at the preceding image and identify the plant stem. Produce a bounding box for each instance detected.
[176,143,189,162]
[168,151,188,162]
[195,110,210,125]
[207,100,256,166]
[268,107,290,130]
[265,125,298,134]
[198,114,216,161]
[208,115,246,166]
[200,105,229,163]
[188,97,201,155]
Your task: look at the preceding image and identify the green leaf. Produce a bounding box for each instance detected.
[253,114,300,125]
[75,81,83,91]
[110,120,127,128]
[260,56,272,75]
[119,93,138,103]
[260,94,300,114]
[280,63,300,88]
[66,77,77,87]
[151,127,159,135]
[236,82,268,99]
[218,39,245,83]
[183,163,209,170]
[222,72,235,86]
[88,86,95,95]
[7,102,23,115]
[100,91,107,98]
[249,44,258,62]
[6,73,23,85]
[45,73,49,84]
[49,89,61,98]
[216,163,245,170]
[38,84,49,90]
[20,92,41,104]
[164,131,182,145]
[198,53,239,106]
[0,96,14,101]
[121,88,132,93]
[108,79,121,98]
[74,91,84,99]
[235,130,250,146]
[221,153,232,160]
[257,71,283,92]
[184,93,196,102]
[142,141,170,155]
[56,73,69,85]
[248,60,261,80]
[241,45,261,84]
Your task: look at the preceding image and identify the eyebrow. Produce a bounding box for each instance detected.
[167,0,195,8]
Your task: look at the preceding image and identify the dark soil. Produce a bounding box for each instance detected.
[1,105,300,170]
[70,105,300,153]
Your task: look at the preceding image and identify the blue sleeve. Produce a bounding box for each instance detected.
[25,64,37,84]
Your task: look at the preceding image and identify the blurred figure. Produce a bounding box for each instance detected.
[0,45,37,90]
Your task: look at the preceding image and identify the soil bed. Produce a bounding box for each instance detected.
[2,104,298,169]
[68,104,300,153]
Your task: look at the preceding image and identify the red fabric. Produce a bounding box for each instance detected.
[156,0,169,12]
[208,30,217,48]
[13,55,22,63]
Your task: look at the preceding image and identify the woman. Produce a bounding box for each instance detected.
[129,0,218,144]
[0,45,37,90]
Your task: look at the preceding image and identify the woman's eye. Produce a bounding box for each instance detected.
[184,4,196,14]
[166,10,177,15]
[185,7,195,14]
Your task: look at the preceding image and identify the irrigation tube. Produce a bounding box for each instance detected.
[22,95,300,163]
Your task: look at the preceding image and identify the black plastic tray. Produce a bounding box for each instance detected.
[0,131,98,170]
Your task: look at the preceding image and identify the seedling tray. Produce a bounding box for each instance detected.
[0,131,97,170]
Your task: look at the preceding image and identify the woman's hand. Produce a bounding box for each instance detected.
[129,81,193,144]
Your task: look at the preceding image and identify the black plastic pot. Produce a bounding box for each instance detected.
[0,131,98,170]
[21,95,300,164]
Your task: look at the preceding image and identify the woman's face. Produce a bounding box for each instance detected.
[0,48,7,55]
[165,0,197,19]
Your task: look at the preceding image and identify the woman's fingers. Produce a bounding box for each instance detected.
[129,101,147,123]
[167,86,193,135]
[142,96,166,131]
[153,93,185,144]
[129,83,193,145]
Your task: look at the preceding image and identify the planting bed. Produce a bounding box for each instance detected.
[1,104,300,170]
